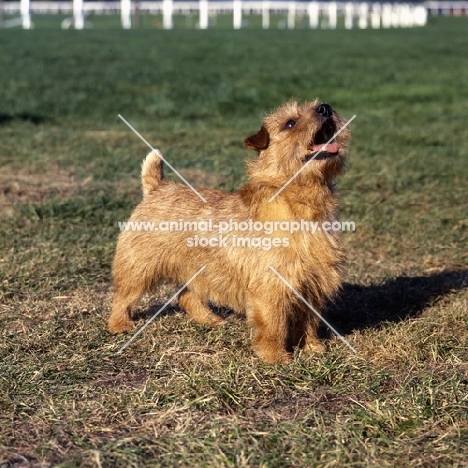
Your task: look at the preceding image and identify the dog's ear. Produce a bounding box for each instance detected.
[244,125,269,152]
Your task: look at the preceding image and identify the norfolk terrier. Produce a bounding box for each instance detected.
[109,100,350,363]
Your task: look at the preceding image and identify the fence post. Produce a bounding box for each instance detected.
[287,2,295,29]
[121,0,131,28]
[381,3,392,28]
[199,0,208,29]
[73,0,84,29]
[400,3,410,27]
[262,0,270,29]
[163,0,173,29]
[328,2,337,29]
[371,3,380,28]
[233,0,242,29]
[345,3,353,29]
[308,2,319,29]
[358,2,368,28]
[21,0,32,28]
[413,5,427,26]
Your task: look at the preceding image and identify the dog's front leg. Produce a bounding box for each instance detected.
[247,296,292,364]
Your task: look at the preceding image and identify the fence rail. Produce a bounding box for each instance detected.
[2,0,457,30]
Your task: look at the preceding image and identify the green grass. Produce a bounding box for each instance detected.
[1,16,467,467]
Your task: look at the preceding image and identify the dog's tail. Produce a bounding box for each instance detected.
[141,150,164,196]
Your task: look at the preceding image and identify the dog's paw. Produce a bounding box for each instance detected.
[205,315,226,328]
[253,345,292,364]
[189,313,226,328]
[302,340,326,354]
[108,319,134,334]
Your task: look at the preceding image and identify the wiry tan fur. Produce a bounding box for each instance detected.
[109,100,351,363]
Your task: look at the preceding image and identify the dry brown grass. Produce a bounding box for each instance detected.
[0,167,91,214]
[0,165,226,212]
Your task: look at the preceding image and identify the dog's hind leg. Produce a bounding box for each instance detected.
[179,289,225,327]
[300,312,326,354]
[108,284,145,333]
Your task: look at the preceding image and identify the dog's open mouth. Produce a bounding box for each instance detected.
[303,120,340,162]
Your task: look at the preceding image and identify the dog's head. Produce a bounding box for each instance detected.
[244,100,350,186]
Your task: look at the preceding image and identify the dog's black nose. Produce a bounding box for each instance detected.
[316,103,333,118]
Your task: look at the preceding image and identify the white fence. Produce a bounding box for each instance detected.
[1,0,435,30]
[425,1,468,14]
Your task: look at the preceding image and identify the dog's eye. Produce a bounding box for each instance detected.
[284,119,296,129]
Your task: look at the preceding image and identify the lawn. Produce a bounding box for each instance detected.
[0,15,467,467]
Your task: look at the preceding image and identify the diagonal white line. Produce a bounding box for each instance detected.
[268,115,356,202]
[116,266,207,354]
[118,114,207,203]
[268,266,357,354]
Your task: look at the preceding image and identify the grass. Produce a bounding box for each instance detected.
[1,15,467,468]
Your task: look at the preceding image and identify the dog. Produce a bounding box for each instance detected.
[109,100,350,363]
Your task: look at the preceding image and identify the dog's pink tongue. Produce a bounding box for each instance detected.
[312,142,340,154]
